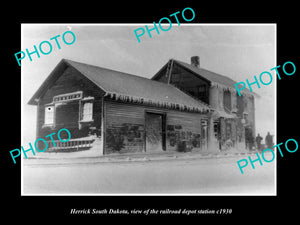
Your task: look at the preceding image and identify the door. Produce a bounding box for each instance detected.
[201,119,208,150]
[145,112,165,152]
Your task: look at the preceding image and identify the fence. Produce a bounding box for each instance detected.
[47,139,95,152]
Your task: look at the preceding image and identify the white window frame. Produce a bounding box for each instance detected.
[80,97,94,122]
[44,105,55,125]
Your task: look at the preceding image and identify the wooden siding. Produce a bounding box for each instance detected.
[165,108,203,151]
[36,66,104,151]
[41,66,104,102]
[104,101,145,154]
[104,100,206,154]
[223,90,232,112]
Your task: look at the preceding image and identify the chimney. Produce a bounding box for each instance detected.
[191,56,200,68]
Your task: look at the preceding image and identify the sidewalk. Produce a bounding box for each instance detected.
[23,147,258,166]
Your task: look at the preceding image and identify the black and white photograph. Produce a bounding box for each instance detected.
[4,2,300,221]
[21,24,276,195]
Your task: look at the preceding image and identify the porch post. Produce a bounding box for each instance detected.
[100,97,105,156]
[207,111,219,153]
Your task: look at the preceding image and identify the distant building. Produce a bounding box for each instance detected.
[28,57,257,155]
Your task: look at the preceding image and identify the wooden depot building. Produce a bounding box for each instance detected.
[28,56,257,155]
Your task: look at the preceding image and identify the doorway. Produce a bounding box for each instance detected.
[145,112,166,152]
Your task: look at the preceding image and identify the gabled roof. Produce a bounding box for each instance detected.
[28,59,210,113]
[153,59,258,97]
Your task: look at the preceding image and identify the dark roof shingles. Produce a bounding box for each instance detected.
[61,59,210,112]
[173,59,256,96]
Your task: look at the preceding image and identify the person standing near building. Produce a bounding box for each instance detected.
[265,132,274,149]
[255,133,263,151]
[245,128,254,150]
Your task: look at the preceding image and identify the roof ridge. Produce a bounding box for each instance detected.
[61,59,211,112]
[173,59,236,82]
[172,58,258,97]
[64,58,153,82]
[64,58,189,89]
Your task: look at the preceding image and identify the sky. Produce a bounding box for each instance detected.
[21,24,276,145]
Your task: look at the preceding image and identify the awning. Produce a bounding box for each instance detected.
[212,110,236,119]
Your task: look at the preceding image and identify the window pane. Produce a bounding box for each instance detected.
[82,102,93,121]
[45,106,54,124]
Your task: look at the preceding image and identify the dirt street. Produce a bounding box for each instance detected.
[22,153,275,195]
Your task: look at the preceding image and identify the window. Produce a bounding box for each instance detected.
[244,97,248,112]
[81,101,93,121]
[197,85,207,101]
[45,106,54,125]
[223,90,232,112]
[213,120,220,139]
[226,122,232,140]
[243,112,248,121]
